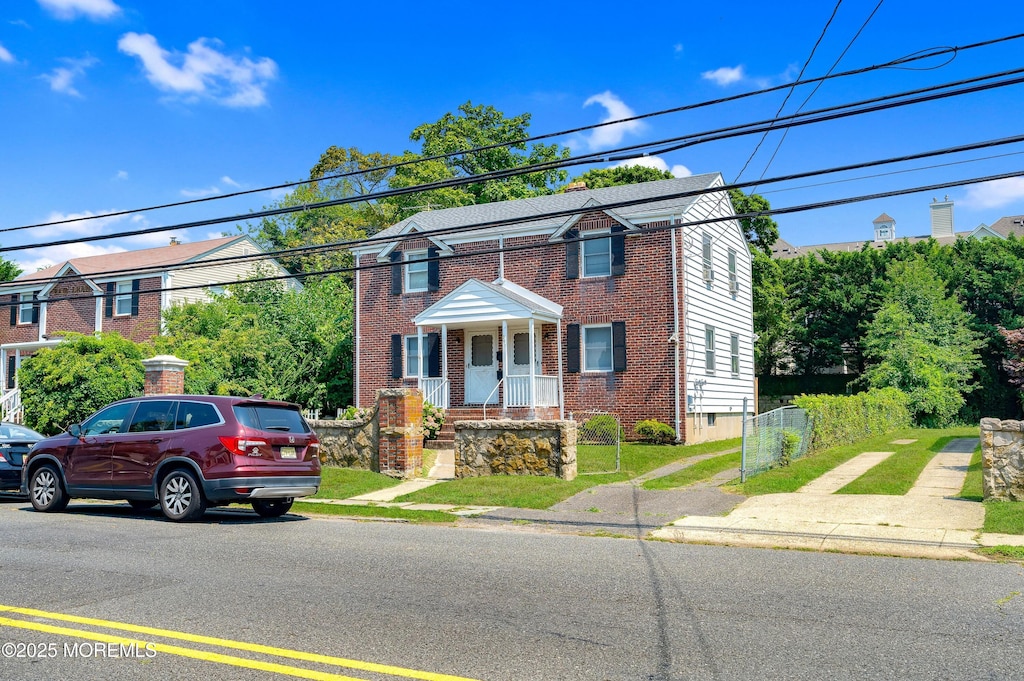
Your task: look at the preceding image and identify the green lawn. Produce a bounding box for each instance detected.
[983,501,1024,535]
[642,451,740,490]
[293,502,455,523]
[397,438,741,509]
[732,428,977,496]
[960,444,983,501]
[311,467,401,500]
[837,433,975,495]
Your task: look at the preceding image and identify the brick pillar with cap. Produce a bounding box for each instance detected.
[141,355,190,395]
[375,388,423,478]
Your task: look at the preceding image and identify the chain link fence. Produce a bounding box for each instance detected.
[740,405,812,481]
[572,411,621,474]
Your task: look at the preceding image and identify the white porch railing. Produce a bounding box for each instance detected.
[420,378,449,409]
[505,375,559,408]
[1,389,23,424]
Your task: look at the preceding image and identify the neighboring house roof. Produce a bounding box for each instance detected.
[988,215,1024,238]
[770,231,973,260]
[872,213,895,223]
[16,235,249,284]
[360,173,724,254]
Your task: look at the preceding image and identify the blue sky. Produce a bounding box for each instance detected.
[1,0,1022,272]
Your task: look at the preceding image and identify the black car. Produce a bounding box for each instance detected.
[0,422,45,492]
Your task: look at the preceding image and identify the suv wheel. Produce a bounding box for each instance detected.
[252,498,293,518]
[159,470,207,522]
[30,464,69,513]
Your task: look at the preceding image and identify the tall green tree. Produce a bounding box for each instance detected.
[751,250,793,375]
[567,164,672,189]
[860,258,983,426]
[729,189,779,255]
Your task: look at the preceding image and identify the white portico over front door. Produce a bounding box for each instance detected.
[412,278,564,416]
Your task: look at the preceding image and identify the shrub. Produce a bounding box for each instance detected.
[338,405,372,421]
[794,387,911,454]
[778,429,802,467]
[423,401,445,440]
[581,414,620,443]
[635,419,675,444]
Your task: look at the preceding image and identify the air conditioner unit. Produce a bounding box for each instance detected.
[729,280,740,295]
[702,267,714,282]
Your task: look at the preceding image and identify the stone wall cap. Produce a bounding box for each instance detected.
[141,355,190,370]
[376,388,423,398]
[1000,419,1024,431]
[454,420,572,429]
[980,417,1002,430]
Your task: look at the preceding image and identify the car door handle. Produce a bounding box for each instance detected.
[148,438,164,444]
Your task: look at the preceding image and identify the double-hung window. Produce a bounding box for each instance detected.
[115,281,133,316]
[730,333,740,376]
[404,336,422,377]
[728,248,738,294]
[702,233,714,282]
[582,325,613,372]
[18,293,33,324]
[705,325,716,375]
[581,232,612,278]
[404,250,428,292]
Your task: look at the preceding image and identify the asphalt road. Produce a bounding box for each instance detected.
[1,496,1023,681]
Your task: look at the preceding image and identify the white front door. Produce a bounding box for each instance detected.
[465,332,498,404]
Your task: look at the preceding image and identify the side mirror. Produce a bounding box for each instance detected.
[68,424,82,438]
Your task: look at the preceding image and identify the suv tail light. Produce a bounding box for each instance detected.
[219,436,268,457]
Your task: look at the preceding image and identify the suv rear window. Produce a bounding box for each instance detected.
[232,405,310,433]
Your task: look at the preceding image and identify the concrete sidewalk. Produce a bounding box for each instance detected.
[652,437,1019,559]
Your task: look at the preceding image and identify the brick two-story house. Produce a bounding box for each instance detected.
[351,174,755,442]
[0,235,292,397]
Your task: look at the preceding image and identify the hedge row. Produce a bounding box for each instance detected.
[793,388,911,454]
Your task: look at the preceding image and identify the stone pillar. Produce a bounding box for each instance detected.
[376,388,423,478]
[141,355,189,396]
[981,418,1024,501]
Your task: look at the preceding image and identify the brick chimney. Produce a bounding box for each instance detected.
[564,181,588,192]
[141,355,189,395]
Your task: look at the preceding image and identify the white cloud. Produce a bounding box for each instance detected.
[9,19,32,28]
[674,43,683,53]
[114,170,128,180]
[41,55,97,97]
[17,241,125,273]
[580,91,645,151]
[702,65,745,87]
[37,0,121,20]
[220,175,241,188]
[117,32,278,107]
[0,43,14,64]
[180,185,220,198]
[614,157,692,178]
[962,178,1024,209]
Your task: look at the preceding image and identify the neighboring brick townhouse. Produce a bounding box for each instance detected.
[351,174,755,442]
[0,235,293,396]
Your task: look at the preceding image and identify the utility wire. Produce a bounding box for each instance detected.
[5,67,1024,260]
[6,134,1024,293]
[5,31,1024,235]
[10,167,1024,311]
[735,0,844,182]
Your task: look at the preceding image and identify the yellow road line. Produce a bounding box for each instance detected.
[0,604,480,681]
[0,616,368,681]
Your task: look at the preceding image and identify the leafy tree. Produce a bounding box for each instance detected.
[860,258,983,426]
[567,164,672,189]
[751,249,792,374]
[19,332,145,435]
[0,256,21,282]
[729,189,779,254]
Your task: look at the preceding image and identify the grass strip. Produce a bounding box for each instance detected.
[311,467,401,500]
[292,502,455,523]
[642,451,740,490]
[959,444,983,501]
[983,500,1024,535]
[977,545,1024,561]
[836,434,964,496]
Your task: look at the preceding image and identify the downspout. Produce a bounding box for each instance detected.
[670,217,683,443]
[354,262,361,408]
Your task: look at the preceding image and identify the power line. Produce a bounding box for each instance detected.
[6,66,1024,260]
[5,31,1023,236]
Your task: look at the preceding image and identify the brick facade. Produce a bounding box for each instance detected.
[357,212,684,438]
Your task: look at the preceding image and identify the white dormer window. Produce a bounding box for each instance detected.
[404,250,428,292]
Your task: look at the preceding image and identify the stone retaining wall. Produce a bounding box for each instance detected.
[309,412,377,470]
[454,420,577,481]
[980,418,1024,501]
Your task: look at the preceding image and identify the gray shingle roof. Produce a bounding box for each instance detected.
[370,173,723,245]
[989,215,1024,237]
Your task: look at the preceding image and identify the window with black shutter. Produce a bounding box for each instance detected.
[6,355,15,390]
[612,321,626,372]
[565,229,579,280]
[9,295,16,326]
[390,334,403,379]
[390,252,402,295]
[130,279,140,317]
[610,225,626,276]
[104,283,115,318]
[566,324,580,373]
[427,246,440,292]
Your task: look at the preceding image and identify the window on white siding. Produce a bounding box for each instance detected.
[730,333,740,376]
[404,336,421,377]
[18,293,33,324]
[115,281,133,316]
[707,413,716,427]
[705,325,716,375]
[702,233,714,282]
[404,250,428,292]
[581,231,612,278]
[583,325,613,372]
[728,248,738,294]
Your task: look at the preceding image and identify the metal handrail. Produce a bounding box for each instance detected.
[481,378,503,420]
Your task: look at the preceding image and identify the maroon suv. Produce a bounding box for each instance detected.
[21,395,321,521]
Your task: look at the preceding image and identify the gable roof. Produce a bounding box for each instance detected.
[361,173,723,254]
[988,215,1024,238]
[872,213,895,224]
[16,235,250,284]
[413,278,562,326]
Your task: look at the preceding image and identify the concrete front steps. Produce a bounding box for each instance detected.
[426,406,559,449]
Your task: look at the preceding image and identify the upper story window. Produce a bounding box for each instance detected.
[115,281,133,316]
[18,293,34,325]
[728,248,738,295]
[581,232,612,278]
[404,250,428,292]
[705,325,716,375]
[702,233,714,282]
[730,333,740,376]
